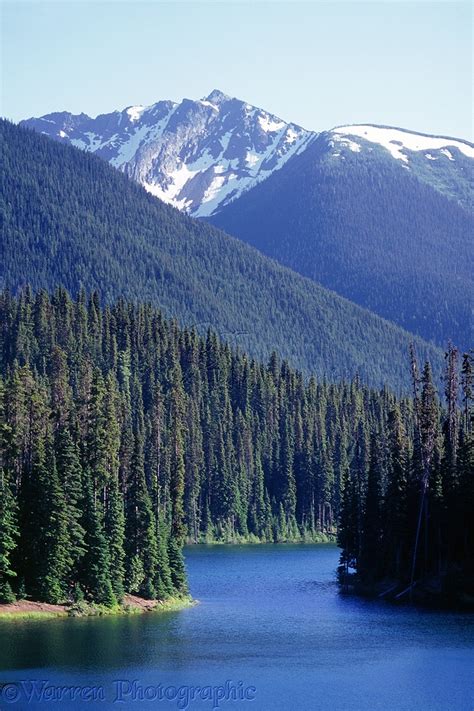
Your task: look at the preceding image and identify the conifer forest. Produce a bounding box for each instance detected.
[0,289,472,606]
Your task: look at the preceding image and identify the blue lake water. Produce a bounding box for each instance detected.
[1,544,473,710]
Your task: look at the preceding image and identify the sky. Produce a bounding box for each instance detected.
[1,0,472,140]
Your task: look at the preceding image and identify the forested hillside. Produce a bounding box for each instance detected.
[0,288,427,605]
[0,119,444,391]
[211,133,473,351]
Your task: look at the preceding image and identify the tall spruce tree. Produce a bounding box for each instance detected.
[125,433,158,599]
[0,468,19,603]
[81,475,117,607]
[359,435,383,583]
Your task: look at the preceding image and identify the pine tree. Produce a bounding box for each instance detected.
[337,467,359,587]
[279,411,297,528]
[103,374,126,601]
[384,407,408,579]
[28,441,71,604]
[154,516,174,599]
[55,426,86,585]
[125,433,158,599]
[105,473,126,602]
[0,379,19,602]
[458,354,474,567]
[167,538,188,596]
[460,352,473,431]
[0,469,19,603]
[359,435,383,583]
[410,362,439,587]
[168,362,187,543]
[81,475,117,607]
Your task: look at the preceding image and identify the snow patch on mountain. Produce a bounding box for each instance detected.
[332,135,361,153]
[258,114,286,133]
[440,148,455,161]
[332,125,474,162]
[126,105,146,122]
[199,99,219,111]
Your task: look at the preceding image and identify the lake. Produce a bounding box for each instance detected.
[1,544,473,710]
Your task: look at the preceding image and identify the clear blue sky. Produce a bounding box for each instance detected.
[1,0,472,139]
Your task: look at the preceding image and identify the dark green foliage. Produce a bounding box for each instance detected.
[0,470,18,603]
[81,478,117,607]
[105,473,126,602]
[0,287,418,604]
[0,379,19,603]
[168,538,188,596]
[125,434,158,599]
[338,348,474,602]
[383,407,409,578]
[359,437,383,582]
[154,517,174,600]
[211,133,473,351]
[25,440,71,604]
[0,119,444,390]
[2,287,470,606]
[55,426,86,583]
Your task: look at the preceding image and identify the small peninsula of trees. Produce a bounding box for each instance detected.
[338,344,473,605]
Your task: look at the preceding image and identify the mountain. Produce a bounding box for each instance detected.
[211,129,474,351]
[0,119,444,390]
[19,90,314,217]
[20,92,473,349]
[20,93,473,216]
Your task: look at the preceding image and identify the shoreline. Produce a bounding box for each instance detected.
[185,534,336,545]
[0,594,196,622]
[339,578,474,611]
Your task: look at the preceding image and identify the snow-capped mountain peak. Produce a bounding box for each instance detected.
[21,91,314,217]
[20,98,473,216]
[203,88,230,105]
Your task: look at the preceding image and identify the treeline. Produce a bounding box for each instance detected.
[338,345,474,604]
[1,287,414,605]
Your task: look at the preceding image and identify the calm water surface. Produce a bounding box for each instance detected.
[1,544,473,711]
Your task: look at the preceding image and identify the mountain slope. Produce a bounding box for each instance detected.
[20,90,314,217]
[211,130,474,350]
[0,119,443,389]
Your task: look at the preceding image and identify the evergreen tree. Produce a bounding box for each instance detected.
[105,473,126,602]
[383,407,409,579]
[359,435,383,582]
[55,426,86,585]
[28,442,71,604]
[125,434,158,599]
[0,469,19,603]
[81,476,117,607]
[154,516,174,599]
[168,538,188,596]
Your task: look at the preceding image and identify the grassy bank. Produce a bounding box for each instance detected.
[0,594,195,622]
[189,532,336,545]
